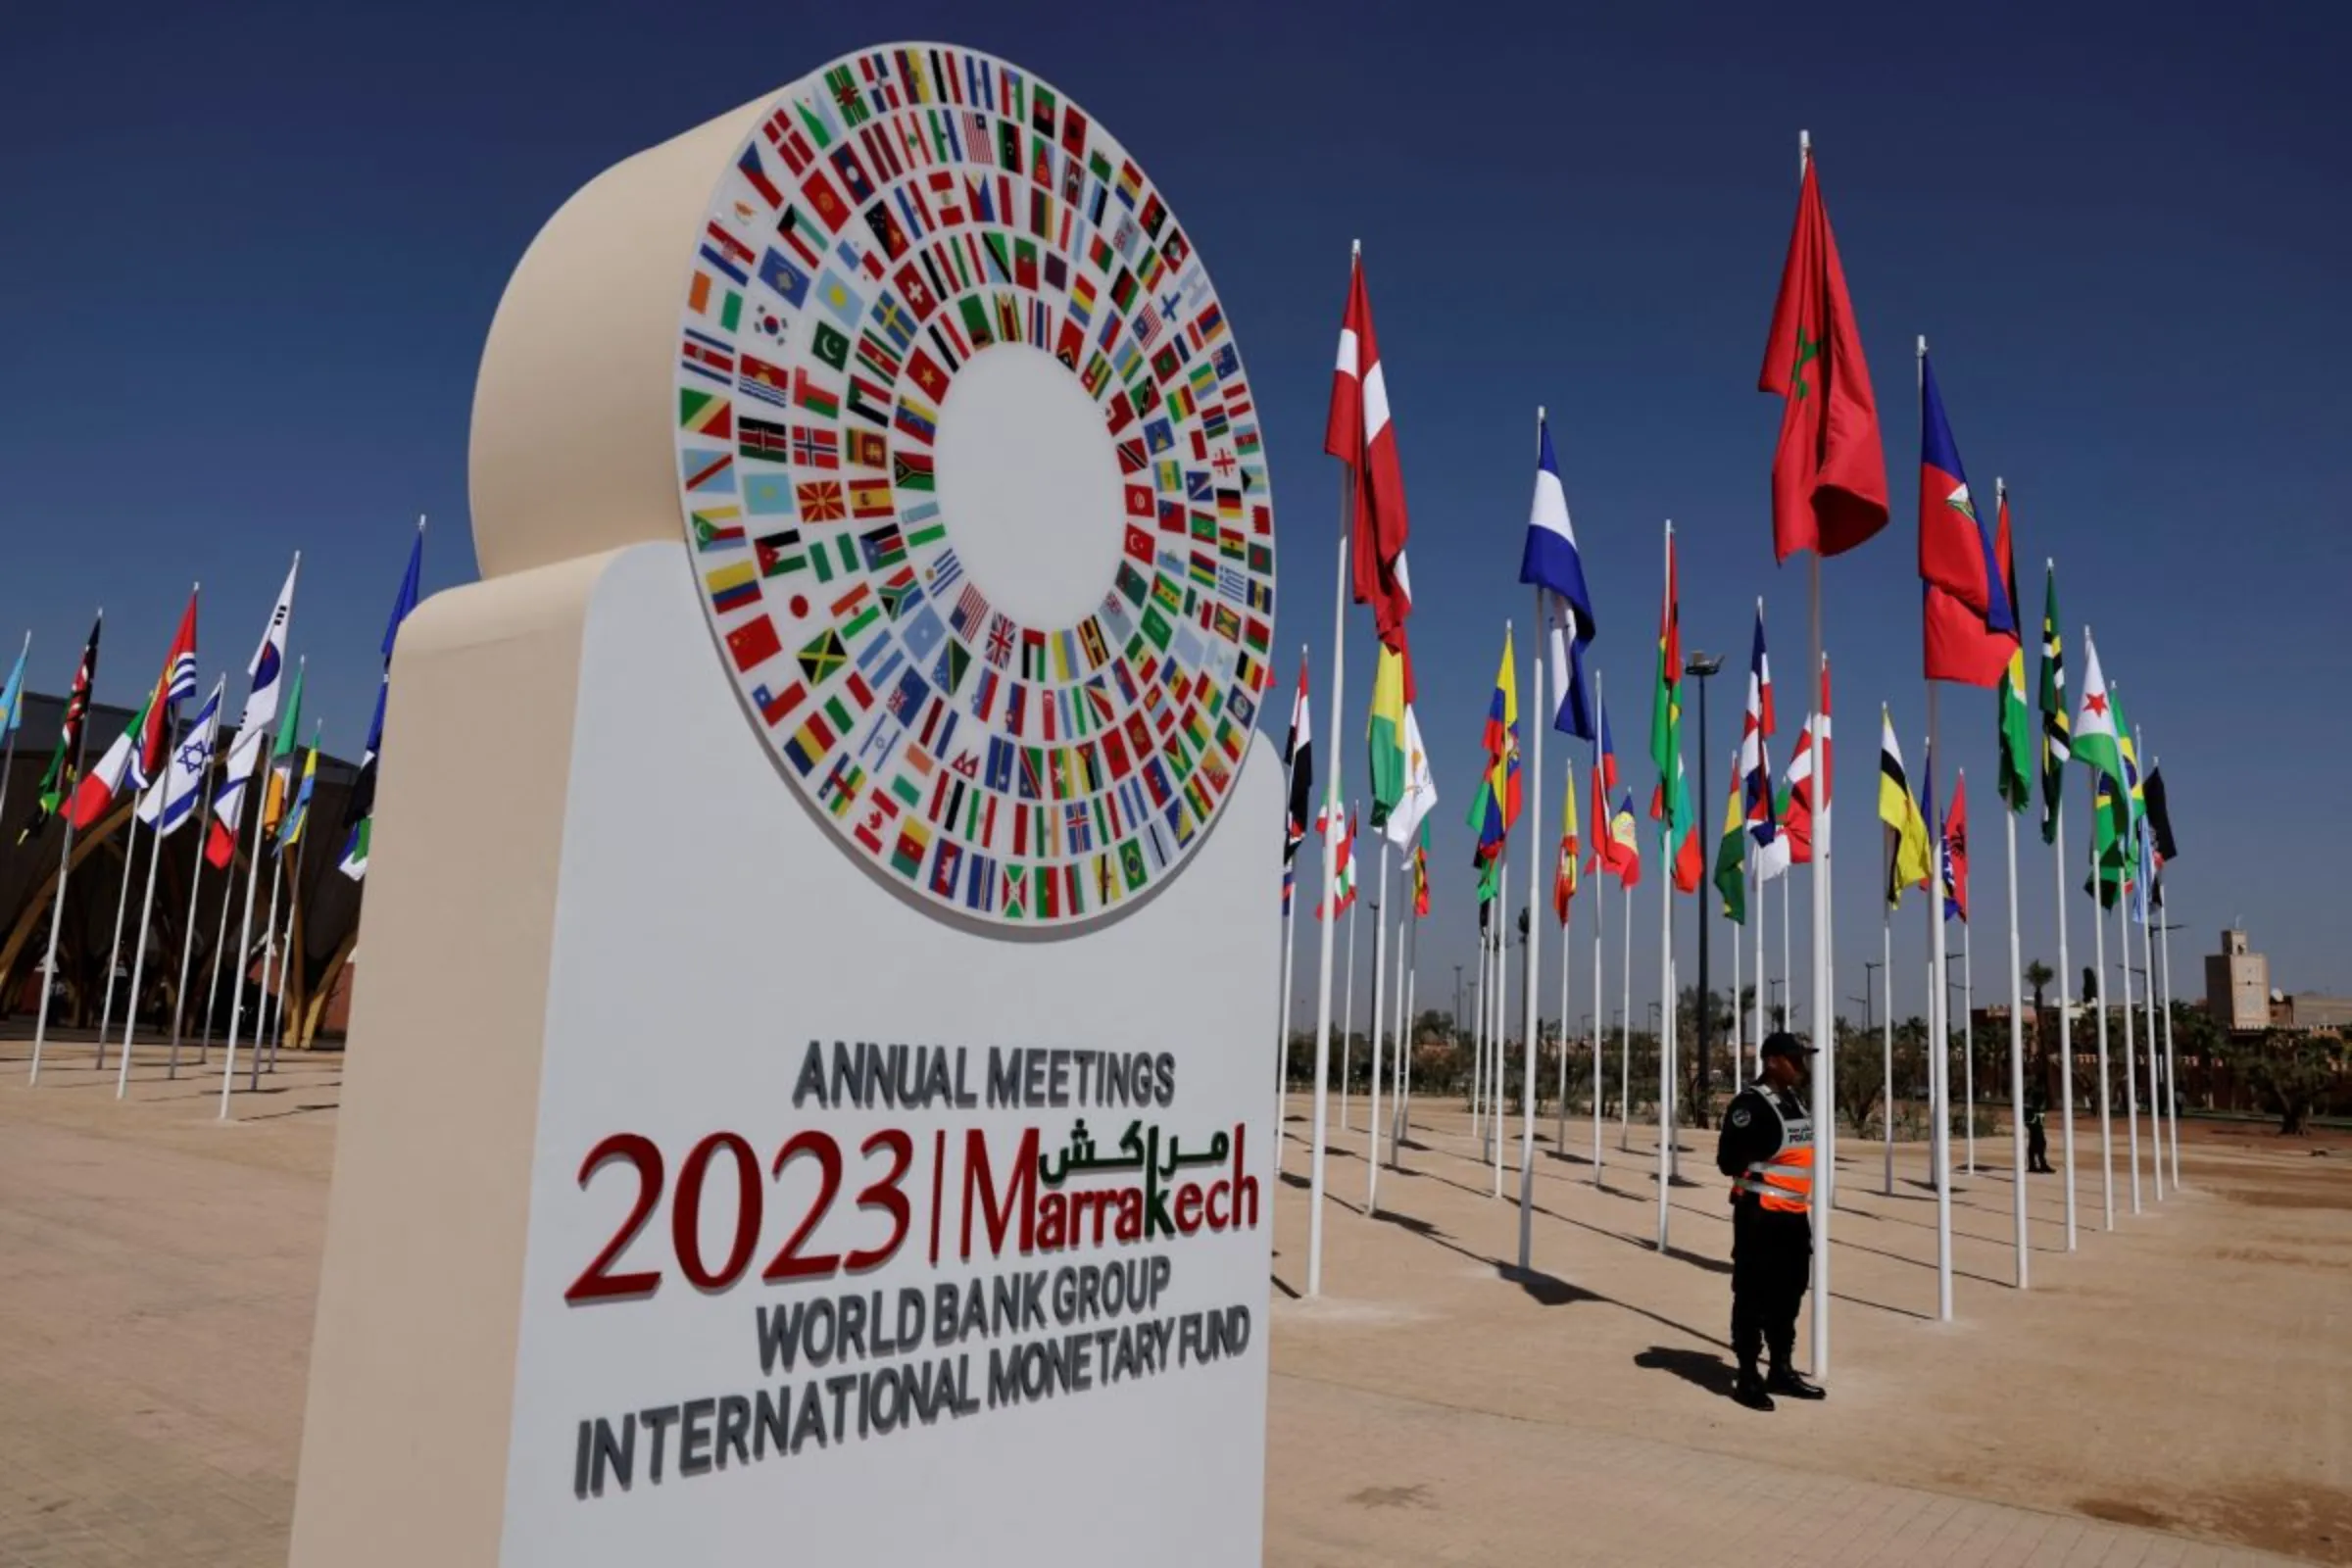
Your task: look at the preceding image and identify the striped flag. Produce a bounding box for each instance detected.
[340,525,425,881]
[1740,601,1777,844]
[1324,246,1413,693]
[208,559,301,867]
[1519,412,1596,739]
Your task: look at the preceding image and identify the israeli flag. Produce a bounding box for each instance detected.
[1518,413,1597,739]
[141,677,223,836]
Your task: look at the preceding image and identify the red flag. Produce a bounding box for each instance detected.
[1324,248,1414,693]
[1924,483,2021,688]
[1942,772,1970,922]
[134,592,200,785]
[1759,155,1888,562]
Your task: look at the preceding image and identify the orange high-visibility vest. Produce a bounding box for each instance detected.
[1731,1091,1814,1214]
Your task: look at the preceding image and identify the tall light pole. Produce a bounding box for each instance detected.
[1685,651,1724,1123]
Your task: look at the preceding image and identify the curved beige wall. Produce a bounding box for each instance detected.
[467,92,773,581]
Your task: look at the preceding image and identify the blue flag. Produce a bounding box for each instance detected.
[1518,413,1596,739]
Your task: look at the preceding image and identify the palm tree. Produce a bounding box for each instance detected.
[2025,959,2055,1079]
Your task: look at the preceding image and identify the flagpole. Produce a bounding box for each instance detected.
[167,740,220,1081]
[219,728,272,1119]
[1732,845,1743,1089]
[1341,839,1359,1132]
[1620,878,1632,1154]
[1557,897,1573,1155]
[2004,774,2031,1288]
[95,808,141,1067]
[1494,839,1511,1200]
[276,741,324,1058]
[1277,646,1305,1175]
[1592,669,1607,1186]
[2118,892,2140,1213]
[1754,830,1765,1062]
[1303,420,1353,1299]
[1394,906,1416,1158]
[1655,525,1674,1254]
[1799,132,1836,1377]
[114,710,186,1098]
[2158,881,2180,1189]
[1919,333,1955,1323]
[250,833,285,1092]
[1366,839,1390,1212]
[2090,815,2114,1230]
[1883,881,1894,1196]
[1961,805,1975,1177]
[200,830,236,1064]
[2133,728,2161,1203]
[29,611,101,1088]
[2051,601,2079,1247]
[1518,657,1544,1267]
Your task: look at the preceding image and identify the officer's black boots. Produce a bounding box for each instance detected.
[1732,1366,1775,1411]
[1767,1366,1827,1400]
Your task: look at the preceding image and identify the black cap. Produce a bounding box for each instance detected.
[1760,1031,1816,1060]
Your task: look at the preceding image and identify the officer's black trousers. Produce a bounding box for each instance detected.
[1730,1201,1811,1373]
[2029,1123,2049,1171]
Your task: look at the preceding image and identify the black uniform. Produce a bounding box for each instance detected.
[2024,1082,2052,1173]
[1715,1078,1813,1377]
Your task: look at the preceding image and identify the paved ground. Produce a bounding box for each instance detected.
[1,1034,2345,1565]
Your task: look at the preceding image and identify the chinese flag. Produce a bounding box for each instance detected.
[1759,155,1888,561]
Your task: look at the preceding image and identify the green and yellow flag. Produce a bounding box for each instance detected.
[1878,706,1933,907]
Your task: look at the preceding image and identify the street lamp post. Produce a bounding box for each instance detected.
[1685,652,1724,1124]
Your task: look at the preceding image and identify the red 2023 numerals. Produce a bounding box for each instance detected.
[564,1128,914,1305]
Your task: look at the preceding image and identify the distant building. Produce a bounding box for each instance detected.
[2206,929,2270,1032]
[2284,993,2352,1032]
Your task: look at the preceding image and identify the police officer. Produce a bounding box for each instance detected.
[2024,1078,2053,1173]
[1715,1032,1827,1411]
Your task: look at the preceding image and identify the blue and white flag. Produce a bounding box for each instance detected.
[1517,412,1596,739]
[143,677,223,836]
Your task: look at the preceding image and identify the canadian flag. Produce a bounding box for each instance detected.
[1323,245,1413,696]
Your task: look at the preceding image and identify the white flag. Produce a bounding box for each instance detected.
[1383,703,1438,849]
[235,557,300,738]
[141,677,224,836]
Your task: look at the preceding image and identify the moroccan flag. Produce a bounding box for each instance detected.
[1942,772,1970,923]
[1552,764,1580,924]
[1879,707,1932,907]
[1367,645,1406,830]
[20,615,100,841]
[1647,530,1700,893]
[1324,248,1413,688]
[1712,761,1748,924]
[1760,152,1888,561]
[2036,564,2071,845]
[1919,352,2018,686]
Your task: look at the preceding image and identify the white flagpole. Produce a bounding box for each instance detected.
[2091,836,2114,1230]
[2052,663,2079,1248]
[2118,895,2140,1213]
[1655,529,1674,1253]
[249,841,285,1091]
[1393,907,1415,1157]
[1557,897,1573,1154]
[199,835,235,1063]
[1494,839,1512,1199]
[1962,835,1976,1176]
[166,744,220,1080]
[1518,657,1544,1267]
[1620,879,1632,1154]
[2141,866,2161,1201]
[1304,448,1351,1298]
[1805,549,1834,1370]
[1341,842,1359,1132]
[1883,900,1895,1195]
[29,612,100,1088]
[1821,678,1838,1216]
[1754,821,1767,1059]
[2159,892,2181,1189]
[1731,852,1743,1096]
[1920,334,1954,1324]
[1366,841,1390,1211]
[218,767,268,1117]
[274,766,323,1064]
[114,710,185,1098]
[95,808,141,1066]
[2004,792,2031,1288]
[1592,670,1608,1185]
[1276,649,1303,1172]
[1471,905,1487,1141]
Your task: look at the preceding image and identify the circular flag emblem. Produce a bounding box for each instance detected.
[674,45,1274,928]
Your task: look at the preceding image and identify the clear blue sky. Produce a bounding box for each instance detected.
[4,0,2346,1019]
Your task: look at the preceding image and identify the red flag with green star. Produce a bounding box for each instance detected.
[1759,152,1888,562]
